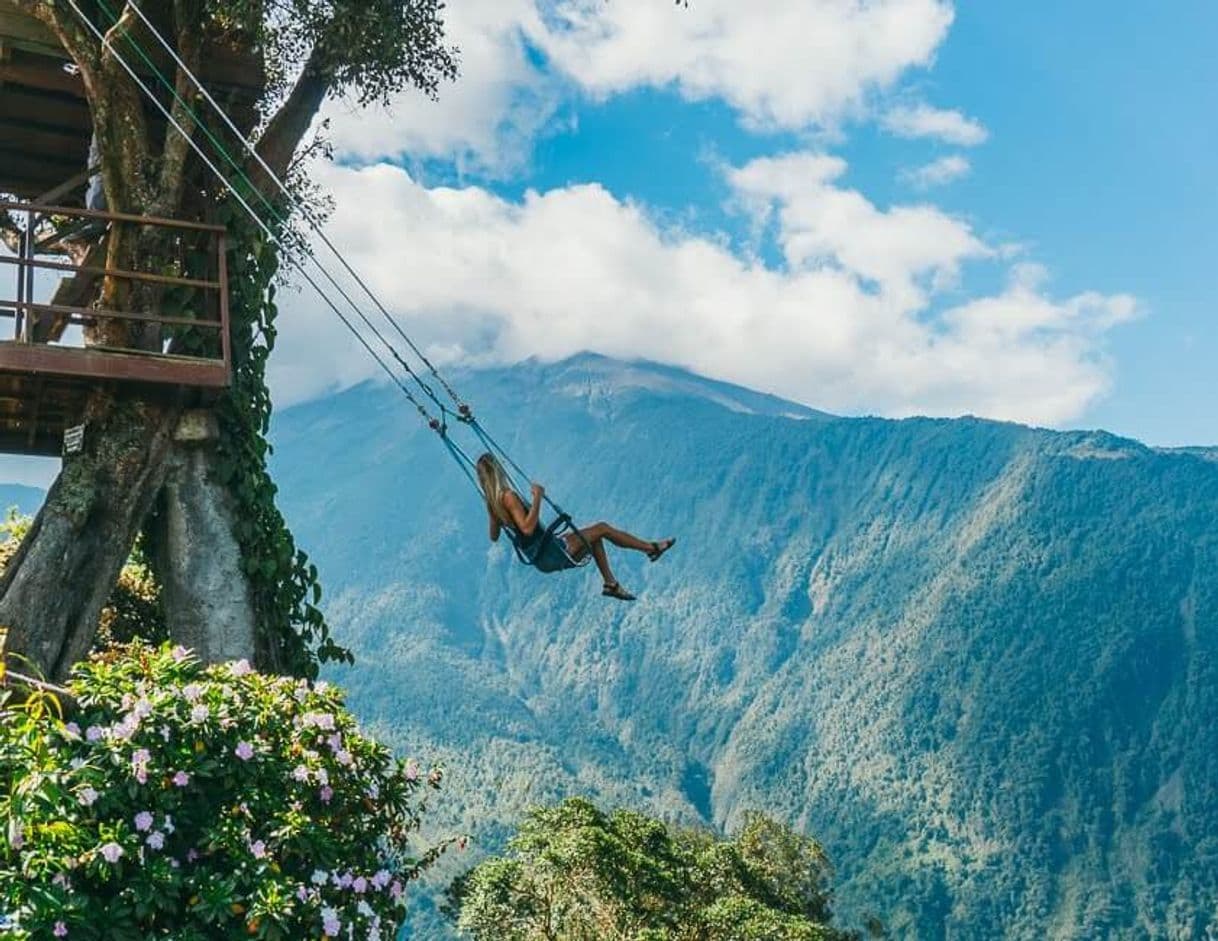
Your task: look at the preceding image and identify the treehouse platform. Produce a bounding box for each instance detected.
[0,200,230,456]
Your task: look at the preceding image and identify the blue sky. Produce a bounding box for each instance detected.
[3,1,1214,488]
[278,0,1213,447]
[500,1,1217,446]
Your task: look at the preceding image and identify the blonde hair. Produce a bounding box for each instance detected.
[476,452,515,526]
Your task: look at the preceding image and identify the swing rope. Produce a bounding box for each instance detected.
[64,0,588,566]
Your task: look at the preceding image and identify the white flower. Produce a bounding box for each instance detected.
[229,659,253,677]
[146,832,165,850]
[311,869,329,886]
[99,842,124,864]
[292,765,310,782]
[181,684,203,702]
[78,786,99,807]
[357,900,374,918]
[189,704,208,724]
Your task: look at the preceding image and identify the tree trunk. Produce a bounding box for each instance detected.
[0,389,180,682]
[150,410,258,665]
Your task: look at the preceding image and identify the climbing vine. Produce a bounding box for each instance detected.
[209,197,351,679]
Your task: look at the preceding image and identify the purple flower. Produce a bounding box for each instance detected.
[334,749,353,767]
[134,811,154,832]
[248,839,267,859]
[109,714,140,741]
[352,876,368,894]
[371,870,391,890]
[8,818,23,849]
[53,922,68,938]
[63,721,81,738]
[132,698,153,719]
[78,786,99,807]
[321,907,341,936]
[390,880,403,901]
[172,771,190,787]
[319,785,333,804]
[297,884,310,902]
[291,765,310,783]
[100,842,124,864]
[85,725,104,741]
[234,741,255,761]
[229,659,253,677]
[146,832,165,850]
[187,848,200,862]
[131,748,151,785]
[171,644,189,661]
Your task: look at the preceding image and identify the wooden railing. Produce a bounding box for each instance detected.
[0,199,230,388]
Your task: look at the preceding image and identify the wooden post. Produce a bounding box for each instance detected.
[217,230,231,380]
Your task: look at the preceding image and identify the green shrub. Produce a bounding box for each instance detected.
[0,642,445,939]
[447,797,859,940]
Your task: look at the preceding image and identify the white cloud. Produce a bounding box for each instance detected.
[325,0,959,167]
[901,154,971,189]
[729,152,988,306]
[534,0,955,130]
[882,103,988,145]
[323,0,560,176]
[269,158,1135,427]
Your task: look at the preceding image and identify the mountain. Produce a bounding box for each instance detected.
[0,484,46,517]
[269,353,1218,939]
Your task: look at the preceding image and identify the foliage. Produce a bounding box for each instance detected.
[0,641,446,939]
[447,797,857,941]
[210,203,349,676]
[0,512,165,647]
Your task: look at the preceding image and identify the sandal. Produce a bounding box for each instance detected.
[602,582,636,602]
[647,537,676,563]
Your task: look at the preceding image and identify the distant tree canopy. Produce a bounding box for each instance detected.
[447,797,866,941]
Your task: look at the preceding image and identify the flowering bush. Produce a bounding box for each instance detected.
[0,642,446,940]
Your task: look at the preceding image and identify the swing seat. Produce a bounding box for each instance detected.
[509,513,591,574]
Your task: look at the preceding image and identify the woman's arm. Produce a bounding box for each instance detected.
[502,485,544,537]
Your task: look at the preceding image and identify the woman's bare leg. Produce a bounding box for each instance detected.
[568,532,619,586]
[578,522,661,555]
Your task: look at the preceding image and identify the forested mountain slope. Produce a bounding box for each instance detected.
[270,354,1218,939]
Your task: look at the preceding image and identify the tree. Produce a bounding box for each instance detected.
[446,797,861,941]
[0,0,457,681]
[0,641,447,939]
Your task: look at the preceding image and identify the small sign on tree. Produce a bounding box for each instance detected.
[64,423,85,455]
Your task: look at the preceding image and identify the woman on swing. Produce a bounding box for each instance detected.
[476,453,675,601]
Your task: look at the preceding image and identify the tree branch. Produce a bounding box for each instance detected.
[252,44,332,189]
[153,0,205,216]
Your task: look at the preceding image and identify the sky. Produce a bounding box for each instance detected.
[3,1,1215,486]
